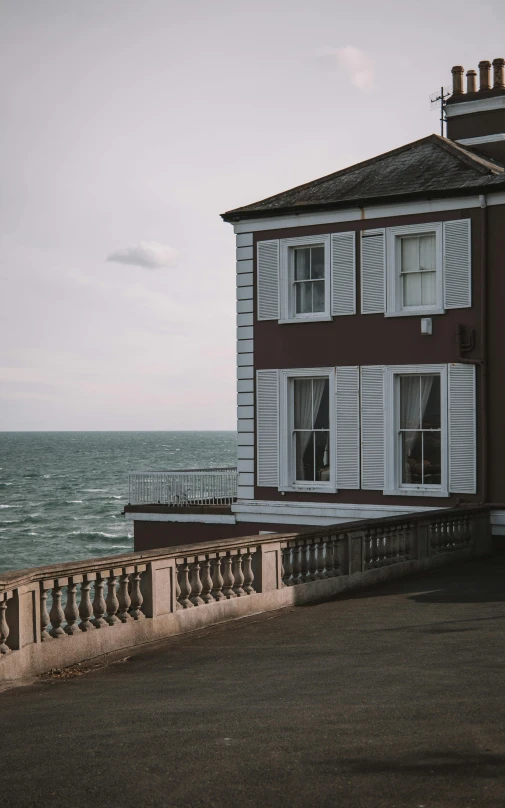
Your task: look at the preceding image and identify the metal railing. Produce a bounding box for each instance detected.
[128,468,238,507]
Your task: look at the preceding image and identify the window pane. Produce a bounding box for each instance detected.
[312,280,325,312]
[294,379,313,429]
[420,234,436,270]
[421,271,436,306]
[311,246,325,279]
[296,432,314,481]
[313,379,329,429]
[421,375,441,429]
[315,432,330,481]
[400,376,421,429]
[296,282,312,313]
[401,237,419,272]
[423,432,441,485]
[401,431,423,484]
[403,272,422,306]
[294,248,310,281]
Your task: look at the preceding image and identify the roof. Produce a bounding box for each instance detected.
[221,134,505,222]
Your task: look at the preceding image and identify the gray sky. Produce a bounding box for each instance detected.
[1,0,503,430]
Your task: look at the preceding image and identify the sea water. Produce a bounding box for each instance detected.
[0,432,236,574]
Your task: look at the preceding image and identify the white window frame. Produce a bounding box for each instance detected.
[279,367,336,493]
[386,223,444,317]
[279,235,331,324]
[384,364,449,498]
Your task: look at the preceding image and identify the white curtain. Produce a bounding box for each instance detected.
[295,378,326,480]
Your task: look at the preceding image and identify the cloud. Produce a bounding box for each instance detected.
[321,46,374,92]
[106,241,179,269]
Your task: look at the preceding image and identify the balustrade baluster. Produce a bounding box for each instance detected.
[233,551,246,596]
[105,572,120,625]
[322,537,333,578]
[189,560,204,606]
[78,575,95,631]
[222,554,237,598]
[306,541,317,581]
[0,596,10,654]
[49,582,66,638]
[175,568,183,610]
[281,547,291,587]
[333,536,343,576]
[243,549,255,594]
[200,557,215,604]
[290,543,302,585]
[178,561,193,608]
[211,556,226,601]
[64,578,80,635]
[397,526,405,562]
[364,535,373,569]
[40,587,53,641]
[118,571,132,622]
[91,574,108,628]
[129,569,145,619]
[314,539,325,579]
[299,542,310,583]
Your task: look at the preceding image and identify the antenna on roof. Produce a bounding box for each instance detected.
[430,86,451,137]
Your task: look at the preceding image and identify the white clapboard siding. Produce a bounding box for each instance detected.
[448,363,476,493]
[361,230,385,314]
[331,232,356,316]
[256,370,279,487]
[257,240,280,320]
[336,366,360,489]
[443,219,471,309]
[360,366,385,489]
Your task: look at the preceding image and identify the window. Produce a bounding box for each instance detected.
[386,223,443,316]
[293,377,330,481]
[293,246,325,315]
[384,364,448,497]
[399,374,441,486]
[279,235,331,322]
[279,367,335,491]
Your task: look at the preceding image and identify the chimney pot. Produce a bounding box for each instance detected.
[451,65,465,95]
[478,60,492,90]
[492,58,505,89]
[466,69,477,93]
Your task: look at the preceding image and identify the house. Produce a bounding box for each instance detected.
[125,59,505,549]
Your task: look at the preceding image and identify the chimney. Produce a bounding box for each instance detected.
[466,69,477,94]
[478,60,491,91]
[451,65,465,95]
[446,58,505,163]
[493,58,505,89]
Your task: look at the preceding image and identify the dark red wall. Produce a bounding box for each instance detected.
[133,520,303,552]
[253,206,491,509]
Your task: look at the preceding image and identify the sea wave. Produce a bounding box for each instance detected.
[66,500,83,504]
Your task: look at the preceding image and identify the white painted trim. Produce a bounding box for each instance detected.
[279,367,336,494]
[383,364,448,498]
[232,499,439,526]
[279,234,331,323]
[456,133,505,146]
[125,512,236,524]
[386,222,443,316]
[230,193,505,234]
[445,95,505,117]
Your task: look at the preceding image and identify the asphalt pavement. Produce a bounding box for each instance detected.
[1,551,504,808]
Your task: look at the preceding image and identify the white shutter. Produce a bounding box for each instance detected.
[256,369,279,487]
[443,219,471,309]
[360,366,385,489]
[257,240,279,320]
[336,366,360,489]
[331,232,356,316]
[361,230,385,314]
[448,363,476,493]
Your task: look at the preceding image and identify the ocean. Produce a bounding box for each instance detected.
[0,431,237,575]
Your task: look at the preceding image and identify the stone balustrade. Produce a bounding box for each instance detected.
[0,506,491,683]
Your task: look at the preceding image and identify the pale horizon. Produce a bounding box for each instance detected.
[1,0,504,430]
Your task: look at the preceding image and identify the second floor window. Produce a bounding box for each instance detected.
[294,246,325,315]
[400,234,436,308]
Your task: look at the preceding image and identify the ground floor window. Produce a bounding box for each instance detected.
[293,377,330,482]
[399,374,441,486]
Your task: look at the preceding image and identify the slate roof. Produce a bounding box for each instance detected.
[221,134,505,222]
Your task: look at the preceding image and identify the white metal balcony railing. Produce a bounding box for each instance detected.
[128,468,238,507]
